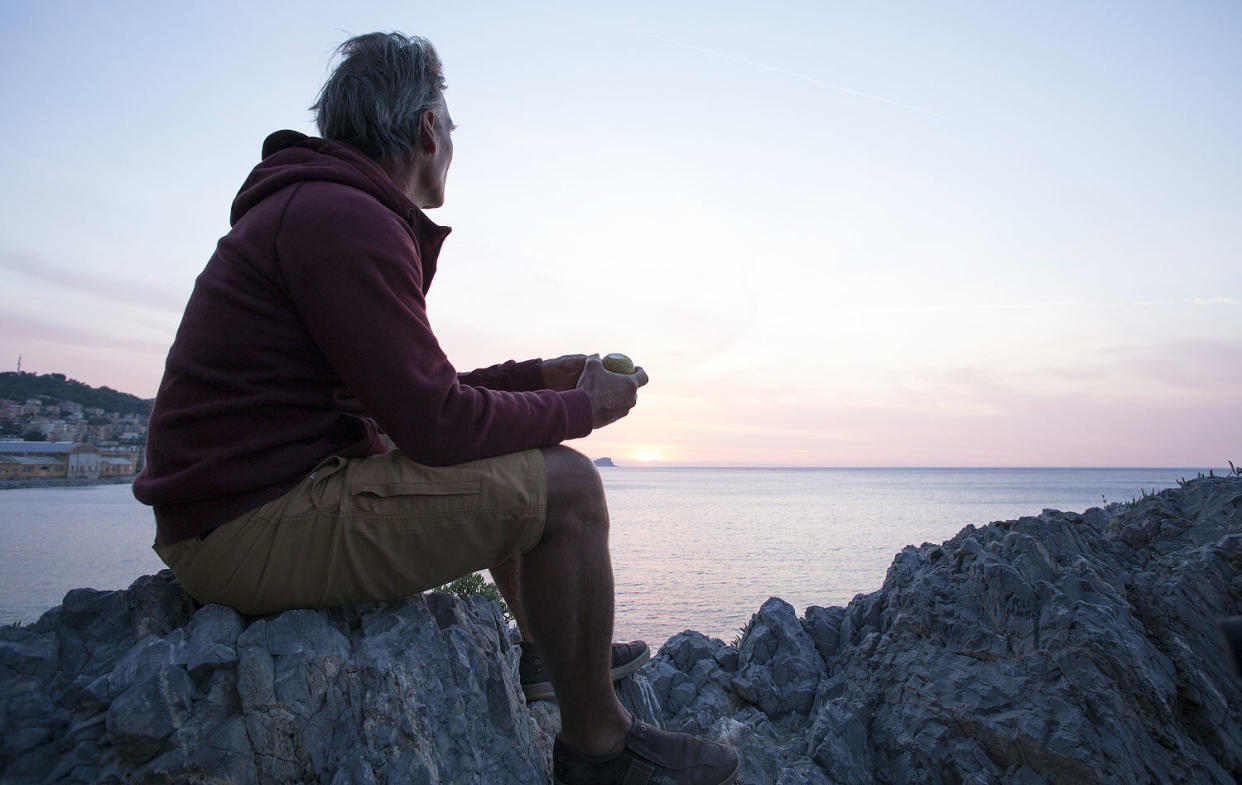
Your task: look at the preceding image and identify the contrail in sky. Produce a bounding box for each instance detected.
[652,34,947,120]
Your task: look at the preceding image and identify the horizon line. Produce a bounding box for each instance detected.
[597,463,1222,471]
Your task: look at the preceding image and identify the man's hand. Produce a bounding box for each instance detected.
[541,354,589,391]
[576,355,649,429]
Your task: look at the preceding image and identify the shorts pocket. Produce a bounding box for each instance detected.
[347,480,482,515]
[354,480,480,497]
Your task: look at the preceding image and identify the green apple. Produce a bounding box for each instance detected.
[603,353,636,375]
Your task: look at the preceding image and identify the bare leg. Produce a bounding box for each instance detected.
[493,445,629,755]
[488,557,531,642]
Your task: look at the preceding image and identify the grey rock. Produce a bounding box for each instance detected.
[641,475,1242,785]
[735,598,823,721]
[801,605,844,663]
[806,698,872,784]
[0,630,58,679]
[105,664,193,763]
[56,587,134,677]
[0,576,570,783]
[42,735,103,784]
[125,571,197,640]
[647,632,744,736]
[616,669,664,726]
[106,629,187,698]
[184,602,245,677]
[774,759,833,785]
[1,475,1240,784]
[710,715,789,784]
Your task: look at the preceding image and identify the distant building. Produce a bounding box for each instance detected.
[100,456,136,477]
[0,455,66,480]
[0,441,110,479]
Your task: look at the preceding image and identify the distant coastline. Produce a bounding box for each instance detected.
[0,476,135,491]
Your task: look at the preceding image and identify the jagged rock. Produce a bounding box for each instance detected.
[106,664,193,763]
[735,598,824,721]
[641,475,1242,785]
[2,474,1240,784]
[0,578,555,784]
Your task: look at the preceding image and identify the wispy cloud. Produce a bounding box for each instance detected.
[1108,339,1242,388]
[916,338,1242,393]
[652,34,947,119]
[0,248,187,314]
[858,299,1076,315]
[1102,297,1241,308]
[854,296,1240,316]
[1189,297,1242,306]
[0,314,169,355]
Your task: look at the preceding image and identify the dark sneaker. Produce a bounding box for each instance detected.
[553,716,741,785]
[521,640,651,702]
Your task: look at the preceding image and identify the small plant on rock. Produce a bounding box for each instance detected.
[730,618,754,649]
[432,572,511,622]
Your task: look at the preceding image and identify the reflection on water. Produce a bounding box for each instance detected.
[0,468,1202,646]
[602,467,1201,646]
[0,484,164,626]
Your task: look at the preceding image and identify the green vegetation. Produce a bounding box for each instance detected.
[1126,488,1155,509]
[431,572,511,621]
[1176,461,1242,487]
[0,372,152,417]
[730,618,753,649]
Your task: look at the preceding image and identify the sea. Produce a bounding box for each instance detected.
[0,467,1210,646]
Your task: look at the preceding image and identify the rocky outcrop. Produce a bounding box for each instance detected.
[0,582,556,784]
[2,474,1239,784]
[644,474,1242,784]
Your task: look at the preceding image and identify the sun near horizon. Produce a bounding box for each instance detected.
[628,446,668,464]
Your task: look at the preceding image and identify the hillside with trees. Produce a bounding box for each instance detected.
[0,372,152,417]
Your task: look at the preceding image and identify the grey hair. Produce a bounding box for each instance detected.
[311,32,446,164]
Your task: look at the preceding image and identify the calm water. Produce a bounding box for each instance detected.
[0,468,1207,645]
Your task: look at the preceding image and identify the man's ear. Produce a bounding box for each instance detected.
[418,109,439,154]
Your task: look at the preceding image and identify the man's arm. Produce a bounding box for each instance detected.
[457,359,545,391]
[458,354,589,392]
[276,184,594,465]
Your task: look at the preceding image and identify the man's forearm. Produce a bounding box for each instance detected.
[457,358,544,391]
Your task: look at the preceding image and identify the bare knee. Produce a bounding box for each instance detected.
[541,446,607,539]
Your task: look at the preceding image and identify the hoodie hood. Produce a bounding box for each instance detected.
[230,130,451,292]
[231,131,413,226]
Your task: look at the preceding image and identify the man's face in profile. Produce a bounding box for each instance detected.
[418,101,454,209]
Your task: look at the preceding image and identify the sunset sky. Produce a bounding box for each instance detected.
[1,1,1238,466]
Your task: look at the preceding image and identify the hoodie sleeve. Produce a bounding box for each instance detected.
[457,359,546,391]
[274,183,593,465]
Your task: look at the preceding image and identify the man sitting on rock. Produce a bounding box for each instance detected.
[133,31,740,785]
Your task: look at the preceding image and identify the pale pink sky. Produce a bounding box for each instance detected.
[1,2,1238,467]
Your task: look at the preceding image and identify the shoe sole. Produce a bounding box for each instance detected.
[553,755,741,785]
[524,644,652,702]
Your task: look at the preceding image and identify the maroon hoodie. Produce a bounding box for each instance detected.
[135,131,593,544]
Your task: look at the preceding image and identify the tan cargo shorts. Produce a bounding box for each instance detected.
[153,448,546,615]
